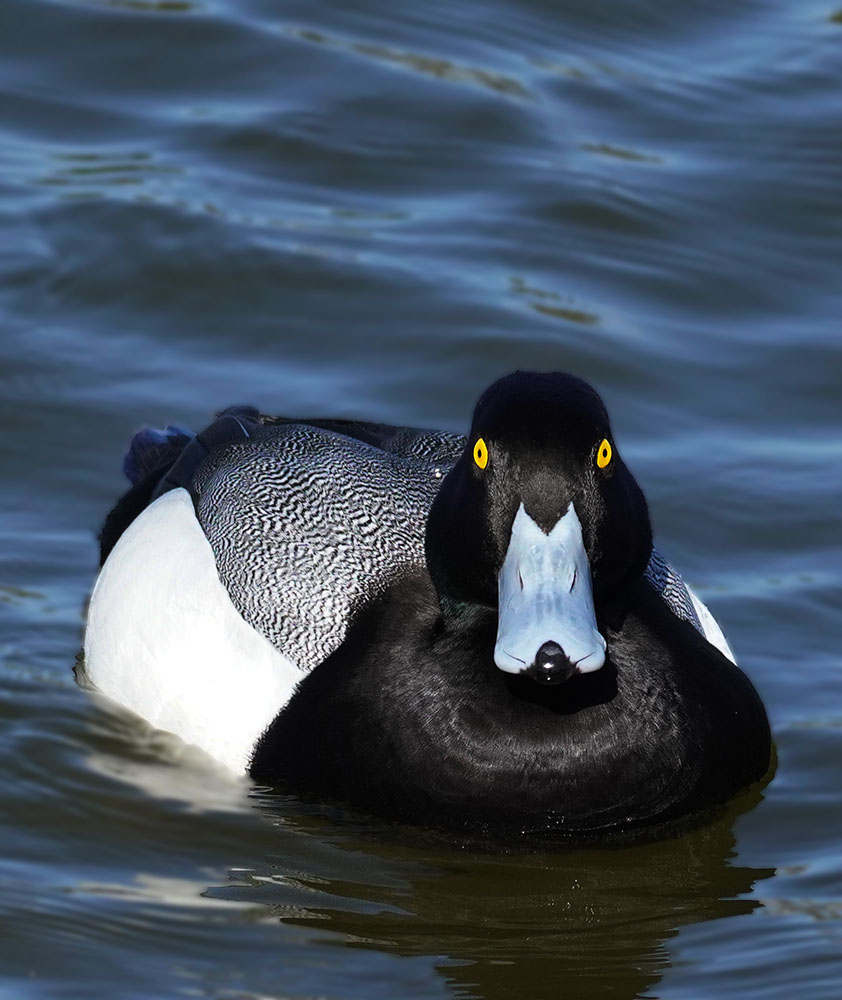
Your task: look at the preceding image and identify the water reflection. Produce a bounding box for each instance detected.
[213,795,774,1000]
[76,682,775,1000]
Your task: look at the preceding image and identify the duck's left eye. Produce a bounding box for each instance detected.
[473,437,489,470]
[596,439,612,469]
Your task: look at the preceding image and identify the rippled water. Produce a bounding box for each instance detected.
[1,0,840,997]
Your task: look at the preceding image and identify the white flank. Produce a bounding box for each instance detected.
[84,488,302,772]
[686,585,737,664]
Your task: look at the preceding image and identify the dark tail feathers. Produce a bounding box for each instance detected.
[99,409,260,567]
[99,424,194,567]
[123,425,193,486]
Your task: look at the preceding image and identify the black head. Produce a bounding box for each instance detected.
[425,372,652,664]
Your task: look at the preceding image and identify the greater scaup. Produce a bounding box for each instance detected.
[83,371,771,843]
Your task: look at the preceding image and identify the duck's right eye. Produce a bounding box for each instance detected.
[473,438,489,470]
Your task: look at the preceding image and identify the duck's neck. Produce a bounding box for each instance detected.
[435,592,494,628]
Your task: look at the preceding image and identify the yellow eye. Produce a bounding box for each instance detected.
[596,439,612,469]
[473,437,489,470]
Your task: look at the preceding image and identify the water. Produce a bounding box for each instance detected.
[1,0,840,996]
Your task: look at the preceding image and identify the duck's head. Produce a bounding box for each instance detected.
[425,371,652,685]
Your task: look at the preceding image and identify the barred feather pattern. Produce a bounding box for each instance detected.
[643,547,703,632]
[191,423,463,670]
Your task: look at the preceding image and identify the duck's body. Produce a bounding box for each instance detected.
[83,373,771,842]
[256,579,765,841]
[85,413,463,771]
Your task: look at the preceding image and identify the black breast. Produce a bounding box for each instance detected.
[250,577,772,845]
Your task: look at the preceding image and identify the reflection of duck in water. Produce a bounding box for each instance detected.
[215,794,775,1000]
[84,371,772,844]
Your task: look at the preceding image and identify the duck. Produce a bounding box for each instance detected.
[83,371,772,843]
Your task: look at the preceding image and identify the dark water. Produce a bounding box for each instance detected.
[1,0,841,996]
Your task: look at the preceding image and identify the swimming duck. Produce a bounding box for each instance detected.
[83,371,771,843]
